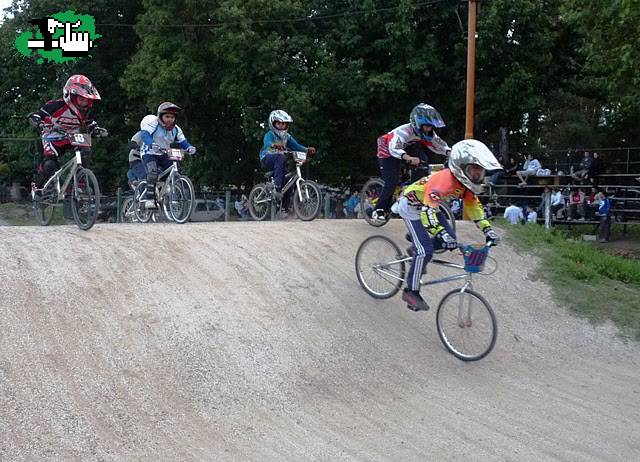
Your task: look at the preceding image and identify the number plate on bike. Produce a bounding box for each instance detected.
[294,151,307,162]
[169,149,184,161]
[69,133,92,147]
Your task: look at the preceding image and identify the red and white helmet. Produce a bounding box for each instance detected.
[63,75,101,114]
[157,102,182,129]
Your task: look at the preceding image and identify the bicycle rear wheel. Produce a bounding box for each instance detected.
[360,178,388,227]
[355,235,406,299]
[167,175,195,224]
[432,202,457,255]
[120,196,137,223]
[248,183,271,221]
[33,183,57,226]
[436,288,497,361]
[293,180,321,221]
[439,201,456,236]
[71,168,100,231]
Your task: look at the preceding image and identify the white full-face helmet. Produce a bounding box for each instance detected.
[449,139,502,194]
[268,110,293,138]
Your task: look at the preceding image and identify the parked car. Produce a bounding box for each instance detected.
[190,198,225,222]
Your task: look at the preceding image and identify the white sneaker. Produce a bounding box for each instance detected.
[372,209,388,224]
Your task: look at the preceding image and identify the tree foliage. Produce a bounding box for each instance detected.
[1,0,639,190]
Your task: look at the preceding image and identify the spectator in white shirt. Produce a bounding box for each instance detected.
[504,202,524,224]
[551,187,565,219]
[516,154,542,187]
[526,205,538,224]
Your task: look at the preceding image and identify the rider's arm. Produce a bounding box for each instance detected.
[27,100,64,128]
[260,131,282,158]
[418,170,458,236]
[174,125,193,150]
[387,131,408,160]
[285,134,307,153]
[426,133,451,156]
[462,190,492,232]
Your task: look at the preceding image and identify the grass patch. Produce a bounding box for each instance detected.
[0,202,66,226]
[496,219,640,340]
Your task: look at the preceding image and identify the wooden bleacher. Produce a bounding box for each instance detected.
[479,172,640,229]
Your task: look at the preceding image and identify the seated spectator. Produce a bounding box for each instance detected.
[516,154,542,187]
[584,187,599,220]
[551,187,565,219]
[526,205,538,224]
[596,190,612,243]
[504,157,518,177]
[487,154,508,186]
[343,191,360,218]
[567,188,585,220]
[571,151,592,181]
[504,201,524,224]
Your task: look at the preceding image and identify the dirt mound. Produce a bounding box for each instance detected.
[1,221,638,460]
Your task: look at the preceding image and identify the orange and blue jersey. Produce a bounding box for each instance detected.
[403,168,491,236]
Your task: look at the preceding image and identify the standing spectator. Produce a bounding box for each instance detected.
[588,152,603,183]
[571,151,592,182]
[597,190,612,243]
[526,205,538,224]
[450,198,461,218]
[516,154,542,187]
[567,188,585,220]
[504,201,524,224]
[537,186,552,214]
[335,193,345,218]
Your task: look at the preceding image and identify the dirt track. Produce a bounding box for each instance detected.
[0,220,638,461]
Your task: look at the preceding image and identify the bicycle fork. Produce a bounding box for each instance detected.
[457,275,474,328]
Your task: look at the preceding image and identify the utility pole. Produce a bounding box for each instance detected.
[465,0,478,139]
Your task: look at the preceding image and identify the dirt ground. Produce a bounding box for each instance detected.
[1,220,638,461]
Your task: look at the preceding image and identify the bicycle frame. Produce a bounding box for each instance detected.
[270,151,309,202]
[373,255,474,291]
[33,148,83,202]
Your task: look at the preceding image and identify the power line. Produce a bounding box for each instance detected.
[97,0,453,29]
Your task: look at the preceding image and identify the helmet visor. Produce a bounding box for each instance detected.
[464,164,486,184]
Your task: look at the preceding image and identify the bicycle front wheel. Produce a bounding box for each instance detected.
[133,181,153,223]
[71,168,100,231]
[167,175,195,224]
[120,196,137,223]
[360,178,387,227]
[355,235,406,299]
[248,183,271,221]
[436,288,497,361]
[293,180,321,221]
